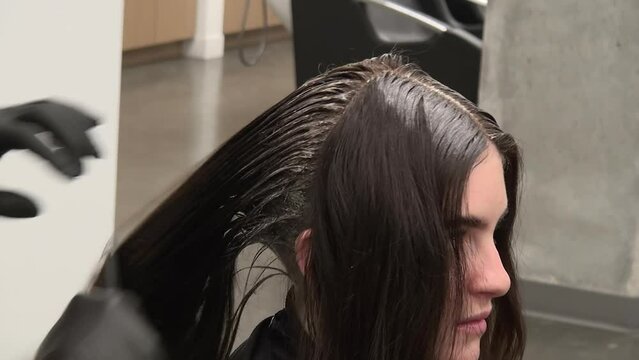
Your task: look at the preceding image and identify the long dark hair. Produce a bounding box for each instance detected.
[99,54,525,360]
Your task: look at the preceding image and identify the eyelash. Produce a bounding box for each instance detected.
[451,227,469,241]
[454,227,500,245]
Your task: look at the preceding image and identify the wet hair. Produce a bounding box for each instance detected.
[98,54,525,360]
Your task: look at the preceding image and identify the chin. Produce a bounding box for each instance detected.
[453,336,481,360]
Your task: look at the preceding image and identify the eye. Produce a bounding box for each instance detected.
[451,226,469,242]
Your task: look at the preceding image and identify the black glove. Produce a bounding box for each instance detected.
[35,289,168,360]
[0,100,99,218]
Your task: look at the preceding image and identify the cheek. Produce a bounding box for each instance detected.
[462,235,483,283]
[461,234,484,286]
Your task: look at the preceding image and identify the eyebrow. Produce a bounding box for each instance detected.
[456,208,509,230]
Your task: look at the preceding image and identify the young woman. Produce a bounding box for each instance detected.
[100,54,526,360]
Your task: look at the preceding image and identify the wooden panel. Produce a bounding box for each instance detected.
[156,0,197,44]
[224,0,281,34]
[123,42,184,67]
[122,0,158,50]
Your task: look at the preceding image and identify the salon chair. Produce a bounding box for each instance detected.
[417,0,485,39]
[292,0,482,103]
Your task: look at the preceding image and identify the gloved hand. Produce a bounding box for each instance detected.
[35,289,168,360]
[0,100,99,218]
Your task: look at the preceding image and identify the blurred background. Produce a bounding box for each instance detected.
[1,0,638,359]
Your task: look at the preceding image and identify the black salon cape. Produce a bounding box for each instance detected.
[230,308,298,360]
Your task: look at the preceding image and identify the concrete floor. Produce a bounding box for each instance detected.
[116,40,639,359]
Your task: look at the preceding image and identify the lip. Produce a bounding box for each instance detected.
[456,310,491,335]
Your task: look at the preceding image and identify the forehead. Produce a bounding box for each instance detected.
[463,144,507,216]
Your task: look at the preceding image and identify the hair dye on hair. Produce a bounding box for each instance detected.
[97,54,525,360]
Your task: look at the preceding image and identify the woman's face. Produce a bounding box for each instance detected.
[444,143,511,360]
[296,144,512,360]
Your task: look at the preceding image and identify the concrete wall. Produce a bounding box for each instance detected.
[479,0,639,296]
[0,1,123,358]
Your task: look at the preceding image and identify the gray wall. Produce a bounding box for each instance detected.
[479,0,639,296]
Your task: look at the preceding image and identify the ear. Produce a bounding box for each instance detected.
[295,229,312,275]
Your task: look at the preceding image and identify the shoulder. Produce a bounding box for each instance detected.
[230,310,297,360]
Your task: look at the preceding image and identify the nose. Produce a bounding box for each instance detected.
[467,239,511,298]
